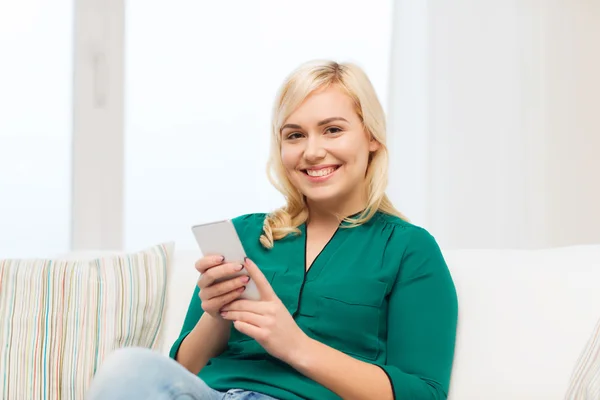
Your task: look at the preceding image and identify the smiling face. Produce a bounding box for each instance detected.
[279,85,380,214]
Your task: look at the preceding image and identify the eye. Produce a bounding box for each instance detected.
[325,126,343,135]
[285,132,304,140]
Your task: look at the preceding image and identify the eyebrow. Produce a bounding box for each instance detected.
[280,117,349,132]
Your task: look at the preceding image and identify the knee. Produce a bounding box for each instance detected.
[97,346,161,374]
[87,347,165,397]
[102,347,163,366]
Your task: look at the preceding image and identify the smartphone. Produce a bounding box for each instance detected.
[191,219,260,301]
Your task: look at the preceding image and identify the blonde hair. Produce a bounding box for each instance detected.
[260,60,408,249]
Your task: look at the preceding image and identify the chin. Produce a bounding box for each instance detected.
[302,187,345,204]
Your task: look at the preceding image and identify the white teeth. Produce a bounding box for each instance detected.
[306,167,336,177]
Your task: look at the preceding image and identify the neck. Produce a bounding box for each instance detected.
[305,193,368,228]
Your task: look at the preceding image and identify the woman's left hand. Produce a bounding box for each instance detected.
[219,257,309,363]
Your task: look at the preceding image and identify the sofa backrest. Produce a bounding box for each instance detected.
[161,245,600,400]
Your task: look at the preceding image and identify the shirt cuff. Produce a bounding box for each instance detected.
[375,364,448,400]
[168,330,192,360]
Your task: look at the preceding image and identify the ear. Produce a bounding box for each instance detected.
[368,136,381,152]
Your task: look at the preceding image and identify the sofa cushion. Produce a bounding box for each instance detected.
[0,242,173,400]
[443,245,600,399]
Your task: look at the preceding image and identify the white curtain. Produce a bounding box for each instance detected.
[386,0,600,249]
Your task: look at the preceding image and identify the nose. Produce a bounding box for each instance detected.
[303,135,326,163]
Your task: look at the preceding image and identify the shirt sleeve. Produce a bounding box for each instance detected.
[168,284,204,360]
[376,227,458,400]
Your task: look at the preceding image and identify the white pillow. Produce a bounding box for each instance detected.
[564,317,600,399]
[0,242,174,400]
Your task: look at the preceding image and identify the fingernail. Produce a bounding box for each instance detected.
[236,264,243,271]
[220,312,227,317]
[241,275,250,283]
[219,256,225,262]
[244,257,248,263]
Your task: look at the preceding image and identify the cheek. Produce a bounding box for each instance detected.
[334,139,370,169]
[280,145,299,170]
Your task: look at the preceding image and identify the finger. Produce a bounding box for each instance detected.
[195,255,225,273]
[232,320,264,340]
[217,286,246,308]
[201,275,249,299]
[220,310,269,327]
[221,299,273,314]
[243,258,275,299]
[202,286,245,312]
[198,262,245,288]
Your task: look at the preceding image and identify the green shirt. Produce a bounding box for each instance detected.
[170,211,458,400]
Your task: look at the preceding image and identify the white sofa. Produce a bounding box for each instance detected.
[156,244,600,400]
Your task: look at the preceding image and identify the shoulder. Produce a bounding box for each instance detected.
[374,212,435,241]
[375,212,447,279]
[231,212,267,236]
[375,212,438,245]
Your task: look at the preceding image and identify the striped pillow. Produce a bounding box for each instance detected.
[565,318,600,399]
[0,242,173,400]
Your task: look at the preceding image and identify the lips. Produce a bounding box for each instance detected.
[302,164,340,176]
[304,166,338,177]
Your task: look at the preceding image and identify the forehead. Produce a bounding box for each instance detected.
[285,85,356,124]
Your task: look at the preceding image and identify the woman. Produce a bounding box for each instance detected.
[87,60,458,400]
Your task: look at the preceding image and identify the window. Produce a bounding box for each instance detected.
[0,1,73,257]
[124,0,393,250]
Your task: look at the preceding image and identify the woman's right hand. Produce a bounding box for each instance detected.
[195,255,249,319]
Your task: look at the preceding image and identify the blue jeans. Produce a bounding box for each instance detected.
[86,347,279,400]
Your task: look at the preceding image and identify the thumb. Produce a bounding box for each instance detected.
[244,257,275,300]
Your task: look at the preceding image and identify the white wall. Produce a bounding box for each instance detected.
[388,0,600,250]
[543,0,600,248]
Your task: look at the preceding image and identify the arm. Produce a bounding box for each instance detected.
[287,337,394,400]
[171,214,259,373]
[285,228,458,400]
[169,285,231,375]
